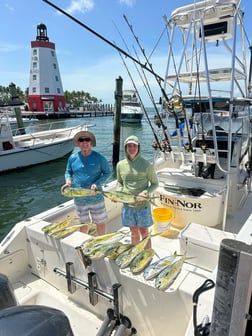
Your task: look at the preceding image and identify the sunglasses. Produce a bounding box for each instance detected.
[78,137,91,142]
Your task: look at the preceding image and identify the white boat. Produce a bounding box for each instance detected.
[121,90,144,123]
[0,1,252,335]
[0,114,91,173]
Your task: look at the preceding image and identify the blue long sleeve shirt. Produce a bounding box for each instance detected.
[65,150,111,205]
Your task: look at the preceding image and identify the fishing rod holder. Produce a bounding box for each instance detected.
[54,263,122,310]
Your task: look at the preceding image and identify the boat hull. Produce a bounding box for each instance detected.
[121,112,143,123]
[0,139,73,172]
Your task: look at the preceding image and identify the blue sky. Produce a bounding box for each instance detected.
[0,0,251,105]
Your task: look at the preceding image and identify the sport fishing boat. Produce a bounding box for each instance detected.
[0,1,251,335]
[120,90,144,123]
[0,113,92,173]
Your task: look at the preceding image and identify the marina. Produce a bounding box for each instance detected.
[19,105,114,120]
[0,0,252,335]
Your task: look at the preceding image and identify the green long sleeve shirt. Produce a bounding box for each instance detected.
[116,139,158,209]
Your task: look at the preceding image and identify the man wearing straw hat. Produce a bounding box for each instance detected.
[61,130,111,235]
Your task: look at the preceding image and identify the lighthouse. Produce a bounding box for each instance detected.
[28,23,66,114]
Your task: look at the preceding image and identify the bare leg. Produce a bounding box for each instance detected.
[130,226,141,245]
[139,227,151,249]
[96,223,106,236]
[80,225,89,234]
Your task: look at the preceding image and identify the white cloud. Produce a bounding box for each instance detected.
[65,0,94,15]
[119,0,136,7]
[5,3,15,11]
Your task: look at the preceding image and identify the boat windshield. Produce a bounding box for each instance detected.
[194,113,249,136]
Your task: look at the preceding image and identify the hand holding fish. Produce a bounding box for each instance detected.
[136,191,147,204]
[61,180,72,193]
[90,184,98,196]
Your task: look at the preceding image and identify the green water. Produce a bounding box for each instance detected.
[0,114,157,240]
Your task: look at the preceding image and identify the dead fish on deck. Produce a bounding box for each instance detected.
[155,254,187,291]
[85,242,123,260]
[82,232,127,256]
[102,191,159,205]
[42,217,75,235]
[51,223,89,239]
[129,248,155,274]
[62,187,97,197]
[117,233,156,269]
[143,252,178,280]
[105,243,134,260]
[81,230,128,250]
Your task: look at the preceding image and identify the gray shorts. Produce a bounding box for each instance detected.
[75,201,107,224]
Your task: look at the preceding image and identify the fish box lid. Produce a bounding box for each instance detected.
[179,222,236,251]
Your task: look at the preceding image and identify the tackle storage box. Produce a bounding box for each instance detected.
[179,222,236,271]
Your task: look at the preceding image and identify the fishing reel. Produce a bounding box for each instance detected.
[166,95,184,115]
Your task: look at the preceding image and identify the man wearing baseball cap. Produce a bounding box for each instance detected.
[61,130,111,235]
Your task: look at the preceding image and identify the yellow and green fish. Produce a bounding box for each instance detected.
[129,248,155,274]
[81,230,128,250]
[143,252,179,281]
[117,233,154,269]
[62,187,97,197]
[84,241,123,260]
[51,223,89,239]
[102,191,158,205]
[42,216,75,235]
[105,243,134,260]
[155,254,187,291]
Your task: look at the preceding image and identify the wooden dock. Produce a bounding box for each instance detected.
[19,104,114,119]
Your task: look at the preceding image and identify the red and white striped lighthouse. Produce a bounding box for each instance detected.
[28,23,66,113]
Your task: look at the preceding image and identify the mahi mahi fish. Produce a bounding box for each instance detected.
[82,232,127,255]
[83,241,123,260]
[42,217,75,235]
[143,252,178,280]
[62,187,97,197]
[105,243,134,260]
[117,233,155,269]
[129,248,155,274]
[51,223,89,239]
[102,191,158,205]
[81,230,128,251]
[155,254,187,291]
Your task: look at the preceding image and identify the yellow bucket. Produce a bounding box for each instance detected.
[152,207,173,235]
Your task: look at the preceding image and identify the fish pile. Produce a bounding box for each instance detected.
[62,187,158,205]
[80,230,187,291]
[42,217,95,239]
[144,252,188,291]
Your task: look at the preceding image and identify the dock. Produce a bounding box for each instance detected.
[5,103,114,120]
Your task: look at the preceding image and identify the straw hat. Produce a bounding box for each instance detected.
[73,131,96,147]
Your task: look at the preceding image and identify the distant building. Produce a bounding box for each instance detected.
[28,23,65,112]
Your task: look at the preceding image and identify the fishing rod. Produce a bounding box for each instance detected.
[116,49,163,151]
[131,46,173,149]
[122,15,173,145]
[42,0,165,83]
[123,15,192,151]
[112,20,172,152]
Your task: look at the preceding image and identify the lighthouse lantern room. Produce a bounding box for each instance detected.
[28,23,66,113]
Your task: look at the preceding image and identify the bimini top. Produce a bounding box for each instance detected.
[170,0,239,28]
[166,67,246,83]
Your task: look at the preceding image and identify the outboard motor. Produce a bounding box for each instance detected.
[0,274,17,309]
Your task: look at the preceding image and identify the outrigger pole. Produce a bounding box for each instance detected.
[42,0,164,84]
[116,46,163,151]
[123,14,174,144]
